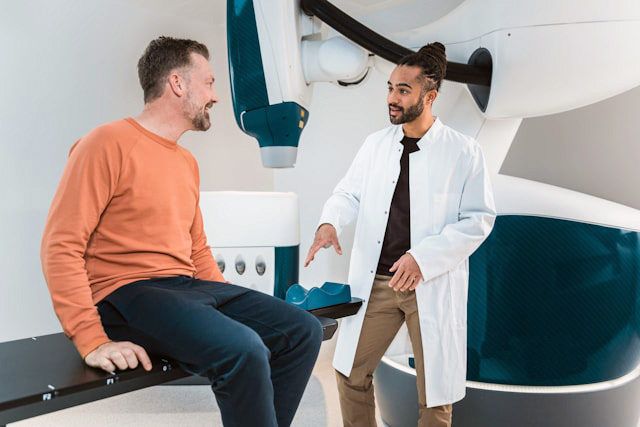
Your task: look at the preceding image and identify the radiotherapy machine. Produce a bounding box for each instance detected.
[226,0,640,426]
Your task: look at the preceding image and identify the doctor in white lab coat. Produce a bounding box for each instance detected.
[306,43,495,426]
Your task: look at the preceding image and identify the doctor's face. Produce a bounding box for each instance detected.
[387,65,432,125]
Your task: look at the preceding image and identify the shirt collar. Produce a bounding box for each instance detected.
[400,135,421,153]
[417,117,442,149]
[392,117,442,149]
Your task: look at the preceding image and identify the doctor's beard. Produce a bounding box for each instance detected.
[389,94,425,125]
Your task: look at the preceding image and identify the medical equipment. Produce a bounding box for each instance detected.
[199,191,299,298]
[285,282,352,310]
[229,0,640,425]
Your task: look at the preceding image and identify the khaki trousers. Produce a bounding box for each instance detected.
[336,275,452,427]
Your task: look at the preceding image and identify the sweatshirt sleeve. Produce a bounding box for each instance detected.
[188,160,224,282]
[191,203,225,282]
[40,128,122,358]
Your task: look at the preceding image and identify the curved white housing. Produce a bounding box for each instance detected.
[253,0,315,108]
[302,36,369,83]
[199,191,300,247]
[493,174,640,231]
[387,0,640,118]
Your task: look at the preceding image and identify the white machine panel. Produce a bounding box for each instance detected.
[211,246,275,295]
[199,191,300,296]
[199,191,300,247]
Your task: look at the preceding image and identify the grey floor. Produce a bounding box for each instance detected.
[10,336,384,427]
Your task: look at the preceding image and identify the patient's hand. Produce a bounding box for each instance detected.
[85,341,152,373]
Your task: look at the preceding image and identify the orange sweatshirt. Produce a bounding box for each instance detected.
[41,118,224,358]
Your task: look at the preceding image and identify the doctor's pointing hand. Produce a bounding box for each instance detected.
[304,223,342,267]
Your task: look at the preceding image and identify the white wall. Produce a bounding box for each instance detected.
[0,0,272,342]
[502,85,640,211]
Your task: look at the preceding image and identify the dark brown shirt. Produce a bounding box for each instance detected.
[376,135,421,276]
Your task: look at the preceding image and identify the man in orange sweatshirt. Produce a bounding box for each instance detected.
[41,36,322,427]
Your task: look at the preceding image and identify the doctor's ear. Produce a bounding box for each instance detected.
[426,89,438,105]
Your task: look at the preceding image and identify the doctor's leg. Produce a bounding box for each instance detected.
[336,275,406,427]
[401,291,452,427]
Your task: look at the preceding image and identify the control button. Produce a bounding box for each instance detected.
[255,255,266,276]
[215,255,226,274]
[235,255,246,275]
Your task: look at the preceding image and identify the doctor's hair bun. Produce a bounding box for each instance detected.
[398,42,447,91]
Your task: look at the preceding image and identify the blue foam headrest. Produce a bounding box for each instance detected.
[285,282,351,311]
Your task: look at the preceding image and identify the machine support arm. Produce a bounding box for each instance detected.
[300,0,492,87]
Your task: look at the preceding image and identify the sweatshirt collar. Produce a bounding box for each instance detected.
[125,117,178,150]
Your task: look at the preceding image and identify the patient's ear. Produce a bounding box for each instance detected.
[168,72,186,97]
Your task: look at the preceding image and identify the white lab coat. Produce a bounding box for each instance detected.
[319,118,496,407]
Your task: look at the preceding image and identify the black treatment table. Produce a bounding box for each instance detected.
[0,298,362,426]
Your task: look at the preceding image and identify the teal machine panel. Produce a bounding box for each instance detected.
[468,215,640,386]
[274,246,299,300]
[227,0,309,167]
[227,0,268,124]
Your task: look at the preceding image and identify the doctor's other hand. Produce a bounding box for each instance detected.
[304,223,342,267]
[84,341,152,373]
[389,253,423,292]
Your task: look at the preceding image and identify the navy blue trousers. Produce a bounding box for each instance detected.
[97,276,323,427]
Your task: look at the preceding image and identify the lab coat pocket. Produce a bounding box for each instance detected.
[430,193,459,233]
[448,263,469,327]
